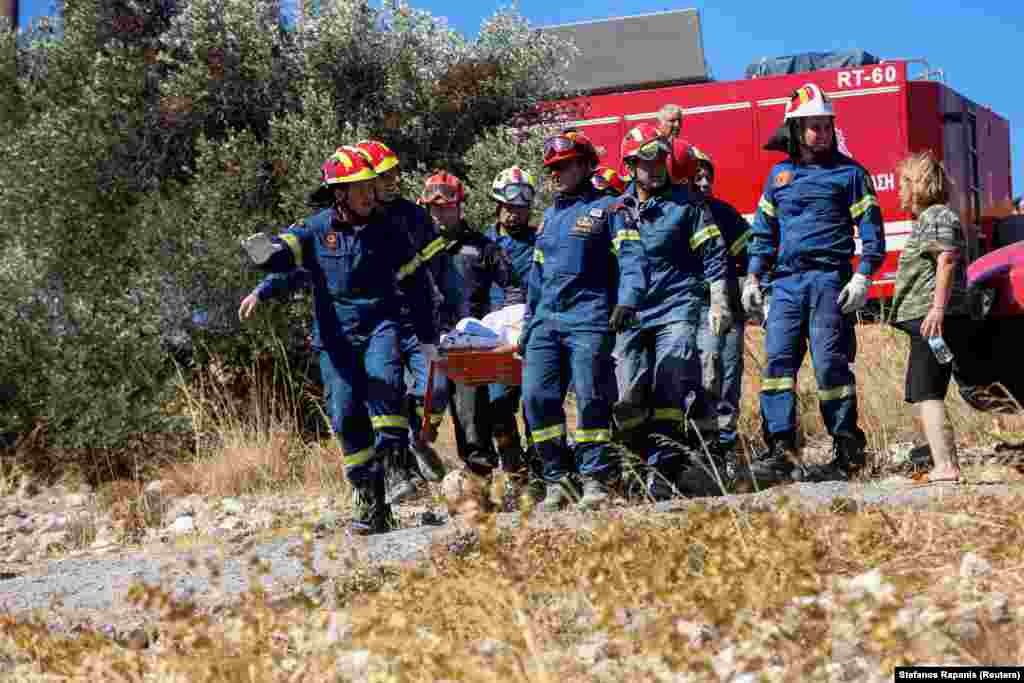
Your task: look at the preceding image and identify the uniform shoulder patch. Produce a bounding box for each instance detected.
[773,170,793,188]
[589,208,605,218]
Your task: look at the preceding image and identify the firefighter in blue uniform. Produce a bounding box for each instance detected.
[521,130,645,511]
[355,141,448,502]
[743,84,885,483]
[399,171,514,480]
[484,166,542,500]
[241,146,436,534]
[610,123,732,500]
[691,149,751,466]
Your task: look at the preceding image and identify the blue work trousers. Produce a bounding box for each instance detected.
[760,269,863,444]
[613,314,708,468]
[522,321,616,482]
[399,321,449,439]
[320,321,407,482]
[698,303,746,450]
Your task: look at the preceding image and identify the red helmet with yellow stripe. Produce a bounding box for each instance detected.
[591,165,626,195]
[542,130,600,169]
[420,170,465,207]
[321,146,377,186]
[621,123,671,164]
[355,140,400,174]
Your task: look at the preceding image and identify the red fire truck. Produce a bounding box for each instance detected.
[539,13,1013,300]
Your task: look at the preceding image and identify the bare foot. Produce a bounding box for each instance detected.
[927,464,961,484]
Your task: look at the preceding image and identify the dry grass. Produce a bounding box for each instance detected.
[2,491,1023,681]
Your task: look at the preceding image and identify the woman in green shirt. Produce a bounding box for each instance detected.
[889,151,983,484]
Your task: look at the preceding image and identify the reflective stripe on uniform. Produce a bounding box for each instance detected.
[371,415,410,430]
[616,415,647,432]
[730,228,752,256]
[612,229,641,250]
[398,236,453,281]
[761,376,795,392]
[653,408,684,422]
[531,423,565,443]
[280,233,302,267]
[689,224,722,250]
[575,428,611,444]
[818,384,856,402]
[344,447,375,467]
[758,195,776,218]
[850,194,879,219]
[533,248,545,264]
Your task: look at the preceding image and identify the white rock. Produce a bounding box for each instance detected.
[475,638,510,658]
[335,650,370,680]
[988,593,1011,623]
[711,645,737,680]
[575,632,610,664]
[220,498,244,516]
[64,493,89,507]
[143,480,166,494]
[843,569,895,602]
[959,552,992,580]
[170,516,195,535]
[674,619,719,647]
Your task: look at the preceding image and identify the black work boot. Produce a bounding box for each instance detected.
[796,436,866,483]
[351,464,395,535]
[384,446,418,505]
[746,437,799,487]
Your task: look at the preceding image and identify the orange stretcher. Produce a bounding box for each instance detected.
[421,346,522,437]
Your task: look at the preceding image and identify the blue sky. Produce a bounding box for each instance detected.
[17,0,1022,196]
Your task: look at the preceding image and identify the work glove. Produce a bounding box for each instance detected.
[837,273,870,315]
[241,232,282,266]
[609,305,638,333]
[708,280,733,336]
[419,343,440,363]
[741,275,765,317]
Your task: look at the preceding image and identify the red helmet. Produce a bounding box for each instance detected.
[592,166,626,195]
[667,138,701,185]
[621,123,671,164]
[355,140,400,174]
[542,130,599,169]
[321,146,377,186]
[420,170,465,207]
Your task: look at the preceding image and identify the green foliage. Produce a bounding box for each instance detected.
[0,0,575,455]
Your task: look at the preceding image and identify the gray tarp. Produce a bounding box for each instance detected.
[745,49,880,79]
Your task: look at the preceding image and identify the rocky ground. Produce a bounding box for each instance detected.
[0,439,1022,654]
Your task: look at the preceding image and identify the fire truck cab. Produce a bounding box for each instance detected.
[540,11,1014,301]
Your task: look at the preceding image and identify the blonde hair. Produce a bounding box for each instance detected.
[898,151,950,215]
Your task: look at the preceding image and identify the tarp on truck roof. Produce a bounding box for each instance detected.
[745,49,881,79]
[540,9,709,95]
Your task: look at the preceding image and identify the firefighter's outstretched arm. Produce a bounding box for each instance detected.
[242,220,315,272]
[239,270,311,320]
[397,235,439,346]
[692,203,732,334]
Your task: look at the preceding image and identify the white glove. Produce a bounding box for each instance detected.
[837,273,870,314]
[741,275,765,316]
[241,232,282,266]
[709,280,733,335]
[420,343,440,363]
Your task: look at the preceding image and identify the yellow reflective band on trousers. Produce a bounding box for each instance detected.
[758,195,776,218]
[689,224,722,250]
[850,194,879,219]
[280,233,302,268]
[761,376,795,392]
[344,447,375,467]
[575,428,611,444]
[531,423,565,444]
[533,248,545,264]
[371,415,410,430]
[653,408,684,422]
[818,384,856,402]
[730,229,752,256]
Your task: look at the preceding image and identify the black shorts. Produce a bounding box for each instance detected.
[893,316,985,404]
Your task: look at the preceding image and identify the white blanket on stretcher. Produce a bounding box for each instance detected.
[439,304,525,350]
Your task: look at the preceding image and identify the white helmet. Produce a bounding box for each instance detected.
[784,83,834,120]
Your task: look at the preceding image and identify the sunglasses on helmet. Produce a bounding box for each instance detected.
[423,183,459,202]
[497,183,535,204]
[591,173,614,191]
[543,135,579,162]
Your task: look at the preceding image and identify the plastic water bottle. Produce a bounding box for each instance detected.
[927,336,954,365]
